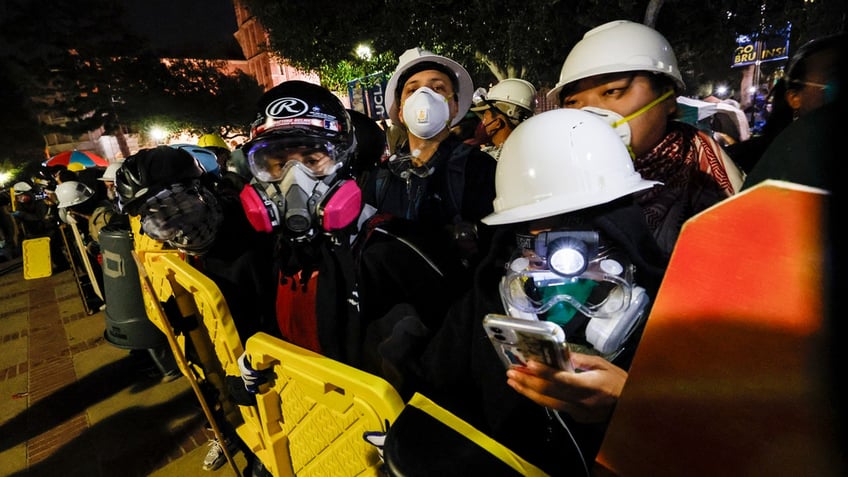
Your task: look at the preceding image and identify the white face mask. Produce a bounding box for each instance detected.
[580,107,633,146]
[402,86,451,139]
[580,89,674,156]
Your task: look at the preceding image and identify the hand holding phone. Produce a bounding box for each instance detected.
[483,314,574,372]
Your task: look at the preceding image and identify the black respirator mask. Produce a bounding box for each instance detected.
[240,160,361,241]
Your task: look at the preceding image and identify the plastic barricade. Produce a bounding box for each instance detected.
[22,236,52,279]
[245,332,406,477]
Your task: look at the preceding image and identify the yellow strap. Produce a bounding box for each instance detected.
[611,89,675,128]
[408,393,551,476]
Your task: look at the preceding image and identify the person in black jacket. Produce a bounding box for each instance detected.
[381,109,669,476]
[356,48,498,377]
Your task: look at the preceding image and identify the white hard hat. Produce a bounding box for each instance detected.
[55,181,94,208]
[482,108,660,226]
[13,181,32,193]
[470,78,537,122]
[547,20,685,102]
[98,162,122,182]
[385,47,474,127]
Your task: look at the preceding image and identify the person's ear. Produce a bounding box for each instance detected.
[663,91,678,116]
[785,89,802,112]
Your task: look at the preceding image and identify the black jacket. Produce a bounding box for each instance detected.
[383,198,668,476]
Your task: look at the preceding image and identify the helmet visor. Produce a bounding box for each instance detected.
[245,137,343,182]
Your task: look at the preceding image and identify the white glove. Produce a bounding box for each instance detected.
[237,351,267,394]
[362,431,386,459]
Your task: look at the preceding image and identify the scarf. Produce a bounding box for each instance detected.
[632,121,737,255]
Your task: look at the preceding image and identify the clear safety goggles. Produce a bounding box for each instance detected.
[500,231,636,321]
[245,137,343,183]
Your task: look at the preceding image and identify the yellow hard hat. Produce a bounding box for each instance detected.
[198,133,229,150]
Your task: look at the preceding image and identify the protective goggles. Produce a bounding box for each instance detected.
[501,231,636,321]
[245,137,343,183]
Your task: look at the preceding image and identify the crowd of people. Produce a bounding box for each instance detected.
[6,18,841,477]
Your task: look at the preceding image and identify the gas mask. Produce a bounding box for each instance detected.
[138,181,223,255]
[402,86,451,139]
[499,230,649,358]
[240,160,362,240]
[581,89,674,157]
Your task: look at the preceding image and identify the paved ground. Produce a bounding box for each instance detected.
[0,256,247,476]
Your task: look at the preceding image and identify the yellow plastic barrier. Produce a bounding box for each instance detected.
[136,252,256,446]
[245,332,406,477]
[22,236,52,279]
[133,217,558,476]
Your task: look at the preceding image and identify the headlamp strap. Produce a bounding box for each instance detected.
[515,233,535,251]
[515,231,600,257]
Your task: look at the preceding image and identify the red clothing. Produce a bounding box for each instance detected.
[275,270,321,353]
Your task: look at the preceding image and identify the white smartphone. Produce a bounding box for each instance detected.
[483,314,574,372]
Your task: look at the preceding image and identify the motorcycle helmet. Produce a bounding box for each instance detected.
[115,146,205,215]
[244,80,356,183]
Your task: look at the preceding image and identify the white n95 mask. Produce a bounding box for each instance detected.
[402,87,451,139]
[580,89,674,156]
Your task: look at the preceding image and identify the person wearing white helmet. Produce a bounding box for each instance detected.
[97,162,122,203]
[549,20,745,256]
[56,180,116,244]
[373,109,668,475]
[357,47,500,358]
[470,78,537,160]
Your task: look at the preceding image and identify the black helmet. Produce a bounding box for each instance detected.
[244,80,356,182]
[115,146,205,215]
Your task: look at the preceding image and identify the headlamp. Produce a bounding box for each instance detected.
[527,231,599,277]
[502,230,633,320]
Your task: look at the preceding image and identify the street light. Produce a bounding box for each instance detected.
[356,44,372,61]
[150,126,168,145]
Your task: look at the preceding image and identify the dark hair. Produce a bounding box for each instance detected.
[395,61,459,103]
[558,71,675,106]
[786,32,846,89]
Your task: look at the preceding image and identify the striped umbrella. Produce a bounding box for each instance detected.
[45,150,110,169]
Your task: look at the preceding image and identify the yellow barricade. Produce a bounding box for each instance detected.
[245,332,405,477]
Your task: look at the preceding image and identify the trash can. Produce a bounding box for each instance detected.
[99,226,167,349]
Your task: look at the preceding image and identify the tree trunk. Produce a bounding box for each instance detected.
[643,0,665,27]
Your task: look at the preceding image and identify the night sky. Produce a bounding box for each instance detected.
[121,0,241,59]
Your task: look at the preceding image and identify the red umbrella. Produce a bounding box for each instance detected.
[45,150,109,169]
